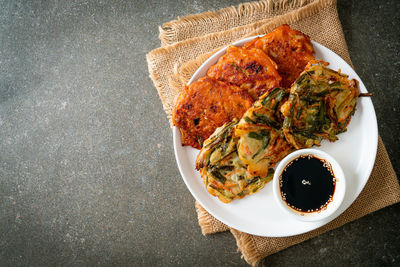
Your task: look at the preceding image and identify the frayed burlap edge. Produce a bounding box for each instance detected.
[159,0,316,46]
[195,201,229,235]
[231,229,261,266]
[195,202,214,235]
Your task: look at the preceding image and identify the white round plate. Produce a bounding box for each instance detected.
[173,36,378,237]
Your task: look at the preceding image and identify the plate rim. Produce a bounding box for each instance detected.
[173,36,378,237]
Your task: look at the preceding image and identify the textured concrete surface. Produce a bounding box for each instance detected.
[0,0,399,266]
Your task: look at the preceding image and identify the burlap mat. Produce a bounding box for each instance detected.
[146,0,400,265]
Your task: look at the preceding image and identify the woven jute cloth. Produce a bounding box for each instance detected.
[146,0,400,265]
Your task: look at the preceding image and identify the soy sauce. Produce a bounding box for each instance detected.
[279,155,335,213]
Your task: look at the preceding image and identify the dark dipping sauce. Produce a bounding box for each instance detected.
[279,155,336,213]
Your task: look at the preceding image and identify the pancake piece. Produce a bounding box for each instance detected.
[281,61,359,149]
[207,46,282,99]
[173,76,253,149]
[240,87,287,129]
[244,24,315,88]
[195,88,292,203]
[235,88,293,177]
[195,119,274,203]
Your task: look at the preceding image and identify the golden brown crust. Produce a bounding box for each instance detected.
[195,119,275,203]
[207,46,282,99]
[244,24,315,88]
[172,77,253,149]
[234,88,293,178]
[281,61,359,149]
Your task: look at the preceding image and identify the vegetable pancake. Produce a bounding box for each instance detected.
[195,89,293,203]
[196,119,274,203]
[173,76,253,149]
[244,24,315,88]
[281,61,359,149]
[235,88,293,178]
[207,46,282,99]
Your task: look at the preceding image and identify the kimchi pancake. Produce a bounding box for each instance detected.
[207,46,282,99]
[172,76,253,149]
[244,24,315,88]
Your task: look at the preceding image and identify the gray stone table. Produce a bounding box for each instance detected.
[1,0,399,266]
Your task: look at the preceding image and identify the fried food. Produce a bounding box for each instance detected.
[195,65,360,203]
[244,24,315,88]
[174,25,314,149]
[174,25,363,203]
[207,46,282,99]
[235,88,293,177]
[195,119,274,203]
[240,87,287,129]
[173,76,253,149]
[195,88,292,203]
[281,61,359,149]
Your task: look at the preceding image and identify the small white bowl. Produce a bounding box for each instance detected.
[272,149,346,222]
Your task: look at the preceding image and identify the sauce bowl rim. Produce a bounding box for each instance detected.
[272,148,346,222]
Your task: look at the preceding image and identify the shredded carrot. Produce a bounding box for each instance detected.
[243,144,252,155]
[337,106,353,122]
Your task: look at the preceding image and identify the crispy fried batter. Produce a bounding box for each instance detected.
[195,88,293,203]
[281,61,359,149]
[235,88,293,177]
[195,119,274,203]
[172,77,253,149]
[244,24,315,88]
[207,46,282,99]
